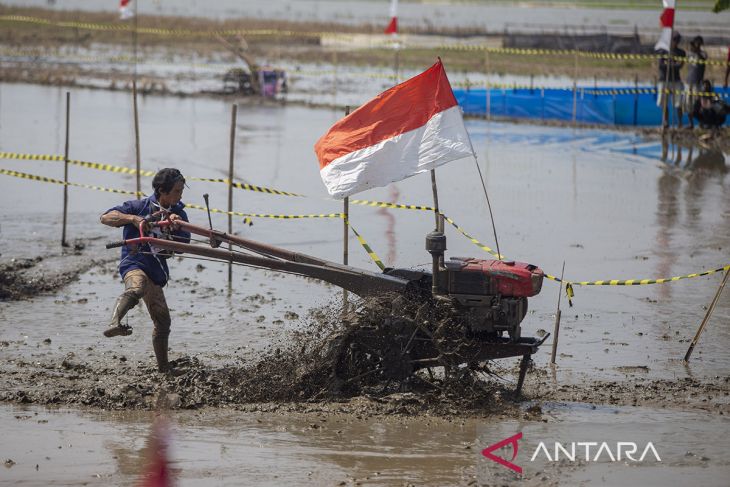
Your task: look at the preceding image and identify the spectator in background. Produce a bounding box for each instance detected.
[684,36,707,129]
[692,80,729,130]
[656,32,686,128]
[724,45,729,88]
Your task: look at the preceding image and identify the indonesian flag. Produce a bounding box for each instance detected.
[384,0,398,34]
[119,0,134,20]
[314,60,475,199]
[655,0,675,51]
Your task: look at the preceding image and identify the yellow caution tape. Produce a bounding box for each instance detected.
[350,199,434,211]
[545,264,730,287]
[2,165,726,286]
[441,213,505,260]
[565,282,574,307]
[190,177,305,197]
[0,167,141,196]
[346,218,386,271]
[241,212,342,219]
[0,14,321,39]
[0,151,157,176]
[440,44,729,67]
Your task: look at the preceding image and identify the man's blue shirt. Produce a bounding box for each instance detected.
[105,195,191,287]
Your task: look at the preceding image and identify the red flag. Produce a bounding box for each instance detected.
[119,0,134,20]
[384,0,398,35]
[384,17,397,35]
[655,0,676,51]
[314,60,474,198]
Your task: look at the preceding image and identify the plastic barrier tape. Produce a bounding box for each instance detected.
[0,167,141,196]
[346,218,386,271]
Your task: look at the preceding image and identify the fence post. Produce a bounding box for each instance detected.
[485,50,491,121]
[572,81,577,126]
[633,75,639,126]
[227,104,237,288]
[132,80,142,200]
[61,91,70,247]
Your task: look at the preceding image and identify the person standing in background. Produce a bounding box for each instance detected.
[684,36,707,129]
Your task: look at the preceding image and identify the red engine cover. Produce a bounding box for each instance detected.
[446,258,544,297]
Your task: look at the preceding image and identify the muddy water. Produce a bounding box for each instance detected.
[0,82,728,484]
[1,402,728,486]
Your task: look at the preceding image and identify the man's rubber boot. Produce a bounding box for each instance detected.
[153,336,169,372]
[153,336,185,376]
[103,294,137,338]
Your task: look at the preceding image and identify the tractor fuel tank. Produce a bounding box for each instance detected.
[443,257,544,298]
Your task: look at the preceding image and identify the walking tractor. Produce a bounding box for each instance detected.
[107,208,548,394]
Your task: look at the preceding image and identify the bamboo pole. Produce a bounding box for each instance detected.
[550,262,566,364]
[342,106,351,312]
[485,50,491,121]
[684,268,729,362]
[61,91,70,247]
[228,104,238,288]
[132,80,141,200]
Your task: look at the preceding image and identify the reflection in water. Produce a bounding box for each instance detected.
[378,185,400,265]
[656,135,728,300]
[107,416,175,486]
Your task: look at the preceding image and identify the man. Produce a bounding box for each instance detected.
[724,45,729,89]
[100,168,191,373]
[656,32,686,128]
[684,36,707,129]
[691,80,729,130]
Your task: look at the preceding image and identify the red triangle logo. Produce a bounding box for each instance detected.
[481,432,523,474]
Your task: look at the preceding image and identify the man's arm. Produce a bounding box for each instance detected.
[100,210,146,229]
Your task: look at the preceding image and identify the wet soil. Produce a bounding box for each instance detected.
[0,238,113,300]
[1,265,727,419]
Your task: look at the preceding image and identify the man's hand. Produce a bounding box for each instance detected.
[168,213,182,230]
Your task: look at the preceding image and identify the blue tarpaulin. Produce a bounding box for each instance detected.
[454,86,730,126]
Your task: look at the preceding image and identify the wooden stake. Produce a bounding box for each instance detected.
[684,268,729,362]
[61,91,70,247]
[485,50,491,121]
[132,80,141,200]
[550,262,566,364]
[572,49,578,126]
[228,104,238,288]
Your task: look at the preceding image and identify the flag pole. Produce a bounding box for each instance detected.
[343,106,351,312]
[661,2,675,131]
[430,169,440,229]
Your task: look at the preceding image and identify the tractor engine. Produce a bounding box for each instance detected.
[425,227,544,340]
[443,257,544,339]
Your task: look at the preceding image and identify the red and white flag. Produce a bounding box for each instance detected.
[384,0,398,35]
[314,60,475,199]
[655,0,675,51]
[119,0,134,20]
